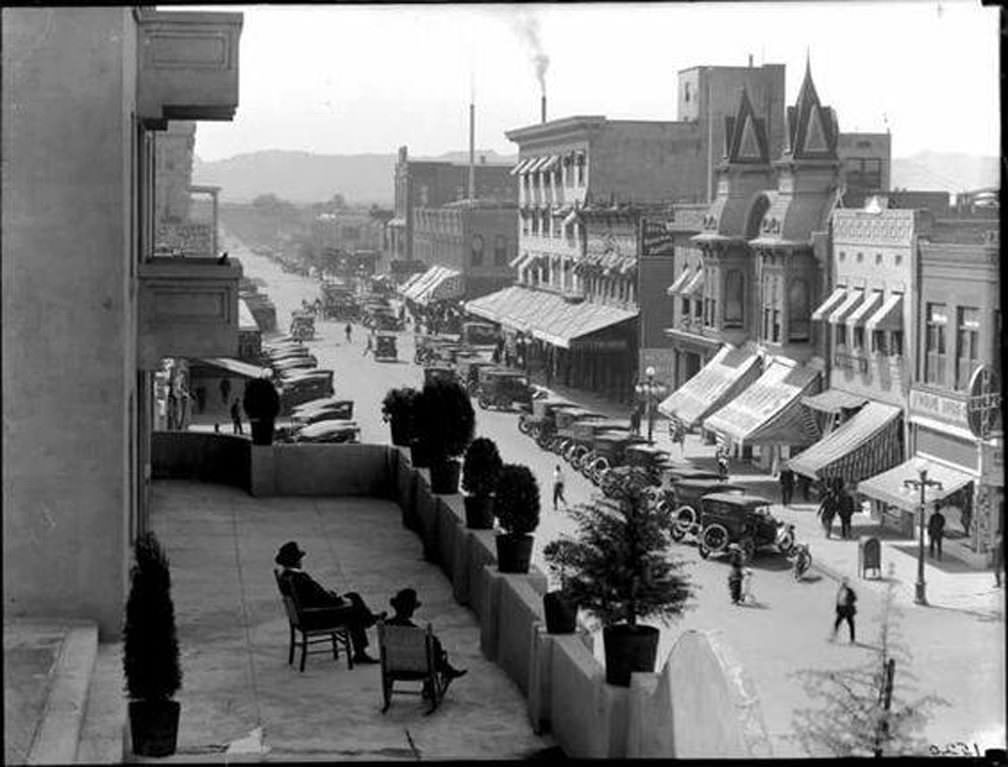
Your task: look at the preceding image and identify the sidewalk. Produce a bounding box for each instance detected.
[111,480,554,762]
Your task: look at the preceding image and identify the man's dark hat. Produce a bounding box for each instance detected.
[390,588,421,612]
[275,541,306,567]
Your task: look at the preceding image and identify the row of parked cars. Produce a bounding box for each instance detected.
[261,337,360,444]
[511,396,804,566]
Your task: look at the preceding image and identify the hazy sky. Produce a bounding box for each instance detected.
[189,1,1000,162]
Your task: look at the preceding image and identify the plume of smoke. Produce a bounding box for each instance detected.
[513,12,550,95]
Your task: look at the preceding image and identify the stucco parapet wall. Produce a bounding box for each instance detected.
[832,208,921,244]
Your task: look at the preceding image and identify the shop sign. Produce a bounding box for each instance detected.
[980,441,1004,487]
[967,365,1002,440]
[909,387,969,429]
[641,221,676,256]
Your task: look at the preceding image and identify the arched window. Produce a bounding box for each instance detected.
[745,195,771,240]
[788,278,811,342]
[724,270,744,327]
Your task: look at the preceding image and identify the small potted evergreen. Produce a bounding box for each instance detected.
[559,468,694,686]
[416,379,476,494]
[541,539,580,634]
[493,463,540,573]
[242,376,280,445]
[461,437,503,529]
[123,533,183,756]
[381,386,419,447]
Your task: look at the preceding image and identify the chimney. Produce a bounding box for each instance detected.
[468,101,476,201]
[541,94,547,124]
[748,53,754,68]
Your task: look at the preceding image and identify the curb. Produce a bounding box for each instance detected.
[26,621,98,765]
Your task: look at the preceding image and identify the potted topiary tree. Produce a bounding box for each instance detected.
[381,386,419,447]
[123,532,183,757]
[559,468,694,686]
[242,375,280,445]
[541,538,580,634]
[416,379,476,494]
[493,463,540,573]
[461,437,503,529]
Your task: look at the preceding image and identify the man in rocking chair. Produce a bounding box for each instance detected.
[386,588,467,694]
[275,541,384,664]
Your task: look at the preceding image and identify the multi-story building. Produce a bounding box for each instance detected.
[386,146,516,268]
[406,200,517,304]
[3,7,244,637]
[837,131,891,208]
[311,209,384,257]
[154,120,196,225]
[858,219,1001,566]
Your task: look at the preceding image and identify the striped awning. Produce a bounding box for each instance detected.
[510,158,534,176]
[828,289,865,325]
[398,271,426,296]
[703,361,821,447]
[811,287,847,322]
[539,155,560,172]
[802,389,867,414]
[846,290,883,329]
[525,156,549,174]
[404,266,448,303]
[858,455,974,513]
[791,401,903,483]
[682,268,705,296]
[666,268,693,296]
[658,345,763,429]
[412,266,463,305]
[866,293,904,333]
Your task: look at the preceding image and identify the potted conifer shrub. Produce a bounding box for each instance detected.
[381,386,419,447]
[461,437,502,529]
[123,532,183,757]
[559,468,694,686]
[242,376,280,445]
[416,379,475,494]
[541,539,580,634]
[494,463,540,573]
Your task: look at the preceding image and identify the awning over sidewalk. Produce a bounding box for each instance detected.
[703,360,821,446]
[666,268,693,296]
[398,271,425,296]
[790,401,903,483]
[414,267,463,304]
[828,288,865,325]
[463,285,637,349]
[857,455,975,512]
[198,358,266,379]
[811,287,847,322]
[865,293,904,333]
[801,389,867,414]
[845,290,882,329]
[658,344,762,429]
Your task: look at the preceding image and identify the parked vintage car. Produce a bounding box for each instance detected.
[267,347,315,364]
[289,419,361,444]
[279,370,335,412]
[292,404,356,427]
[271,357,318,377]
[422,364,460,387]
[290,397,355,420]
[667,479,745,543]
[289,313,316,341]
[695,492,790,562]
[476,369,534,411]
[374,332,398,362]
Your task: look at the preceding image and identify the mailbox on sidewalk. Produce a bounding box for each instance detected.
[858,536,882,579]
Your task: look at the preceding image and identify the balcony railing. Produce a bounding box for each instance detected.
[136,10,243,124]
[138,257,242,368]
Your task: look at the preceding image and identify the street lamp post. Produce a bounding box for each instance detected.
[903,468,943,606]
[634,366,668,444]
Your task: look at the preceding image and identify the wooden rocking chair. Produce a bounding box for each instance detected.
[274,570,353,672]
[377,618,449,715]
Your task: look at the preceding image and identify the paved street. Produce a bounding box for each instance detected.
[225,231,1006,757]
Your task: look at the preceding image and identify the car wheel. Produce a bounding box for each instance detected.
[477,394,490,410]
[518,416,531,435]
[698,543,711,559]
[701,523,729,555]
[675,505,697,536]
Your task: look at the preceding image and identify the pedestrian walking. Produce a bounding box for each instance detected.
[716,442,729,481]
[363,333,374,357]
[831,578,858,643]
[552,464,567,511]
[838,486,856,539]
[230,398,243,435]
[993,529,1004,588]
[927,508,946,561]
[817,491,837,539]
[630,404,642,436]
[345,322,352,343]
[727,547,744,605]
[779,462,795,506]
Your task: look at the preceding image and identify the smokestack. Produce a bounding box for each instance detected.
[748,53,754,68]
[468,101,476,201]
[541,94,547,124]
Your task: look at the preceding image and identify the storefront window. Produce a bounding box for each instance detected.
[724,269,744,328]
[681,297,690,321]
[925,302,948,386]
[890,330,904,356]
[694,297,702,321]
[787,278,810,342]
[871,329,888,355]
[955,306,980,390]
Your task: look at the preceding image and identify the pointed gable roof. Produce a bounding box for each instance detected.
[724,87,770,165]
[785,59,838,161]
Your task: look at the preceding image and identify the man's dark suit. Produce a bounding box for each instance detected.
[386,615,452,673]
[279,568,377,655]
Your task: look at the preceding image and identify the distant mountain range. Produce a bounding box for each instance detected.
[193,148,998,206]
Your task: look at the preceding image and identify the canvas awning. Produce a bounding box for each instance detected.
[811,287,848,322]
[858,455,975,513]
[802,389,867,414]
[509,251,531,269]
[238,297,259,331]
[417,267,464,304]
[524,156,548,174]
[703,361,821,447]
[398,271,425,296]
[682,268,705,296]
[658,345,763,429]
[666,268,693,296]
[845,290,883,329]
[790,401,903,483]
[404,266,446,303]
[865,293,904,333]
[539,155,560,172]
[510,158,533,175]
[198,358,266,379]
[463,285,637,349]
[828,289,865,324]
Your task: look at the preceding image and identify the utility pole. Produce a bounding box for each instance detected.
[903,468,943,605]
